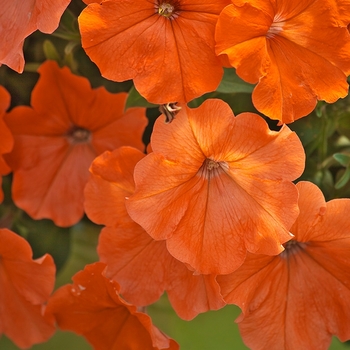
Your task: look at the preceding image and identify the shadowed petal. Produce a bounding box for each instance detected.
[0,0,70,72]
[4,61,147,226]
[0,228,56,348]
[0,86,13,202]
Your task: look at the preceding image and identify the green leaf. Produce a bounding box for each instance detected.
[64,41,79,56]
[216,68,254,94]
[315,101,327,118]
[51,8,81,42]
[23,62,41,73]
[289,117,322,155]
[59,8,79,34]
[125,86,157,110]
[43,40,61,62]
[333,153,350,167]
[55,221,100,289]
[335,167,350,190]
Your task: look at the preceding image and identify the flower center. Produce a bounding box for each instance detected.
[157,1,180,19]
[207,159,220,170]
[281,239,306,258]
[198,158,228,180]
[159,102,181,123]
[66,126,91,144]
[266,14,285,39]
[158,3,174,17]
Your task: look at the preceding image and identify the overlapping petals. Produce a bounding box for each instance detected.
[98,226,225,320]
[4,61,147,227]
[0,0,71,73]
[215,0,350,123]
[126,99,305,274]
[78,0,230,104]
[0,86,13,203]
[217,181,350,350]
[84,147,225,320]
[0,228,56,349]
[46,262,178,350]
[84,147,145,228]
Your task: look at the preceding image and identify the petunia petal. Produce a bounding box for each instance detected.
[253,36,349,123]
[215,0,350,123]
[46,262,178,350]
[79,0,228,103]
[215,1,273,84]
[0,0,70,72]
[4,61,147,226]
[0,86,13,203]
[166,263,225,320]
[217,181,350,349]
[127,99,305,274]
[98,225,170,306]
[86,147,225,319]
[0,228,56,349]
[84,147,145,227]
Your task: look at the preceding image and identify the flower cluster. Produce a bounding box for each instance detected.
[0,0,350,349]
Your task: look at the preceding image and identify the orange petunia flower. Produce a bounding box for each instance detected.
[126,99,305,275]
[217,181,350,350]
[0,86,13,203]
[84,147,225,320]
[46,262,179,350]
[4,60,147,227]
[78,0,230,104]
[0,0,71,73]
[215,0,350,123]
[0,228,56,349]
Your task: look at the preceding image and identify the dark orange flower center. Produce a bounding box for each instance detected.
[281,239,306,258]
[66,126,91,144]
[157,1,180,19]
[198,158,229,180]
